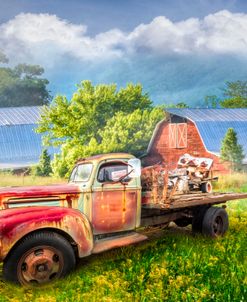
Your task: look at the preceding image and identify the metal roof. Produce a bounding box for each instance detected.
[166,108,247,162]
[166,108,247,122]
[0,106,42,126]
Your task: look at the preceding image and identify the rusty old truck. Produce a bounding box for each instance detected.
[0,153,246,285]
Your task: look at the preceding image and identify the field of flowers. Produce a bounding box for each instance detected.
[0,174,246,301]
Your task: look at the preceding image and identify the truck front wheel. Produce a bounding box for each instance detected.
[3,231,76,285]
[202,207,229,238]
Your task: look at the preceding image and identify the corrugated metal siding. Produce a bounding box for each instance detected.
[0,106,42,126]
[0,106,56,168]
[0,124,42,162]
[166,109,247,161]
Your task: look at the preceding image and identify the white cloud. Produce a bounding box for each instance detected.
[0,13,125,67]
[127,10,247,55]
[0,10,247,68]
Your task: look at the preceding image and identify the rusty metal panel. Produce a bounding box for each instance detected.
[0,184,81,210]
[92,232,147,254]
[92,189,137,234]
[0,206,93,261]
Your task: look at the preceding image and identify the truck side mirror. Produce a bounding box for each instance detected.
[127,158,141,178]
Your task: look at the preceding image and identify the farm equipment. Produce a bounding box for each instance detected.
[141,153,217,205]
[0,153,246,285]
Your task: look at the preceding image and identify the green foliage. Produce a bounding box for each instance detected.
[99,108,164,156]
[38,81,163,177]
[33,149,52,176]
[220,80,247,108]
[0,52,50,107]
[204,95,219,108]
[220,128,245,171]
[163,102,189,108]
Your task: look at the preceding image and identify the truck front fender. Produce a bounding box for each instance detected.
[0,206,93,261]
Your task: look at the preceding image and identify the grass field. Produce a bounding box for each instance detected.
[0,174,246,301]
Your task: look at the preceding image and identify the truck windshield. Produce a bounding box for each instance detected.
[69,163,93,182]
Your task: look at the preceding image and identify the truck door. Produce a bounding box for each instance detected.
[92,161,138,234]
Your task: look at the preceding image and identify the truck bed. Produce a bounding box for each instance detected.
[142,192,247,210]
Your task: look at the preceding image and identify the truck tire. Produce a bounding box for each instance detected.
[202,207,229,238]
[192,206,209,233]
[200,181,213,193]
[3,231,76,285]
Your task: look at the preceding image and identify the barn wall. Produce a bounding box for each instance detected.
[143,118,228,173]
[0,124,57,168]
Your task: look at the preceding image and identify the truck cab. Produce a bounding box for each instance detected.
[68,153,142,234]
[0,153,145,285]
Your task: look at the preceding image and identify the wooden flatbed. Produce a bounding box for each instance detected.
[142,192,247,210]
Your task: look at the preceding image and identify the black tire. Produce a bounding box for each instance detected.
[175,218,192,227]
[192,206,209,233]
[202,207,229,238]
[200,181,213,193]
[3,231,76,285]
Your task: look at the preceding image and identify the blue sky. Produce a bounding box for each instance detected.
[1,0,247,106]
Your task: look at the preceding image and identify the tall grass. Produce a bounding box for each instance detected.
[0,172,65,187]
[0,174,246,301]
[214,172,247,192]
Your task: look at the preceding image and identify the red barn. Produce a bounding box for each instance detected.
[143,108,247,173]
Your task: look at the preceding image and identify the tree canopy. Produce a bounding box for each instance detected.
[220,128,244,171]
[0,53,50,107]
[204,81,247,108]
[37,81,164,177]
[220,81,247,108]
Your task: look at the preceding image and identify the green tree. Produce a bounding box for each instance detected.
[220,128,245,171]
[163,102,189,109]
[34,149,52,176]
[0,52,51,107]
[220,81,247,108]
[38,81,164,177]
[204,95,219,108]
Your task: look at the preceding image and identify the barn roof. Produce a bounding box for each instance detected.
[0,106,54,168]
[166,108,247,162]
[0,106,42,126]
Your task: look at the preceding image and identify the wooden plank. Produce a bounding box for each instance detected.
[142,192,247,211]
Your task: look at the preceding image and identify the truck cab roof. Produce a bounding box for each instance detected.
[76,153,135,165]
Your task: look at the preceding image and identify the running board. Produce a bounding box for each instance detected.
[92,232,148,254]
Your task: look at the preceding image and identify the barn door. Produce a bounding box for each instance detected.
[169,124,177,148]
[169,123,187,148]
[177,123,187,148]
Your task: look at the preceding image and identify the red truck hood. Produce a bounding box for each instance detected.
[0,184,81,208]
[0,183,80,200]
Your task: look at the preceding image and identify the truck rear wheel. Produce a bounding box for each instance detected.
[202,207,229,238]
[192,206,209,233]
[3,231,76,285]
